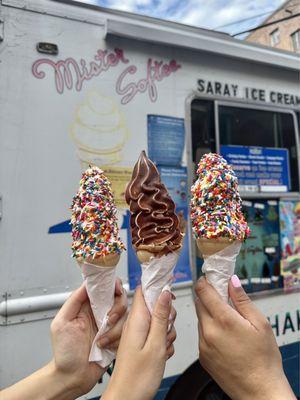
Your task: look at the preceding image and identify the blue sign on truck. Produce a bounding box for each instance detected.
[221,145,290,192]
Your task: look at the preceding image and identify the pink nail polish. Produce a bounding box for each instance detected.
[231,274,241,288]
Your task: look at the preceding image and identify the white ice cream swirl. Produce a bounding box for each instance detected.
[70,91,128,166]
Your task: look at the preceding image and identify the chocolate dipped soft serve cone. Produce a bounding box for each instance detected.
[191,153,250,302]
[71,166,125,367]
[125,151,184,311]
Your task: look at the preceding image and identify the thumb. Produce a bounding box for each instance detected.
[126,286,151,349]
[147,290,172,346]
[229,275,266,328]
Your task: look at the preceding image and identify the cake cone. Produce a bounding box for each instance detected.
[136,244,183,262]
[79,252,120,268]
[197,237,237,258]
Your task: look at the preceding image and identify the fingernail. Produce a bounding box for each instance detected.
[231,274,241,288]
[167,322,172,333]
[98,336,110,348]
[160,290,172,306]
[108,313,119,326]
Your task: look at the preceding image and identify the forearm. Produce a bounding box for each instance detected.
[0,362,80,400]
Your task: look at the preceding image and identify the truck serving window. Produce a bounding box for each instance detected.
[219,106,299,192]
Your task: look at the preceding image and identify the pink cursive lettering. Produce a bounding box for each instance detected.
[32,48,129,94]
[116,58,181,104]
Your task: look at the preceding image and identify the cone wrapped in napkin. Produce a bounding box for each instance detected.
[191,153,250,302]
[125,151,184,312]
[71,166,125,367]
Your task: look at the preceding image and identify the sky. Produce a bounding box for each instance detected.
[82,0,287,37]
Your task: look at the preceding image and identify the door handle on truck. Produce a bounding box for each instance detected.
[0,20,3,42]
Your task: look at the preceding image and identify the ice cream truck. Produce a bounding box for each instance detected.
[0,0,299,398]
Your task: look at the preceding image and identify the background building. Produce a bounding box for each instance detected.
[245,0,300,53]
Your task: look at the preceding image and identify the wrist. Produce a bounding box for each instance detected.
[263,376,296,400]
[102,382,153,400]
[102,382,134,400]
[101,386,122,400]
[242,374,295,400]
[44,361,83,400]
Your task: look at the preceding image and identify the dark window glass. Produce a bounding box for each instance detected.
[219,106,299,191]
[191,99,215,165]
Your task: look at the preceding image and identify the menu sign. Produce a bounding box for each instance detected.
[221,145,290,193]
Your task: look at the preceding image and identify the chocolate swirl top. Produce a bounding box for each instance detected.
[125,151,182,254]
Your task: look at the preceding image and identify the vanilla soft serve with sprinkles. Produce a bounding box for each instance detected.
[190,153,250,241]
[71,166,125,260]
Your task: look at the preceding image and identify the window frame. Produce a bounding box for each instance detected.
[186,95,300,200]
[291,29,300,51]
[270,28,280,46]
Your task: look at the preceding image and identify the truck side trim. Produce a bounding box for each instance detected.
[105,19,300,72]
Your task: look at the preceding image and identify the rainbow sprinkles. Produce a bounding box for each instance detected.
[71,166,125,260]
[190,153,250,241]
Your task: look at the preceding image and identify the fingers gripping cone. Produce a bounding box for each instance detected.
[71,166,125,367]
[125,151,184,312]
[191,154,250,302]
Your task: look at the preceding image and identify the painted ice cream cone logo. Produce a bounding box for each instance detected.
[70,91,129,168]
